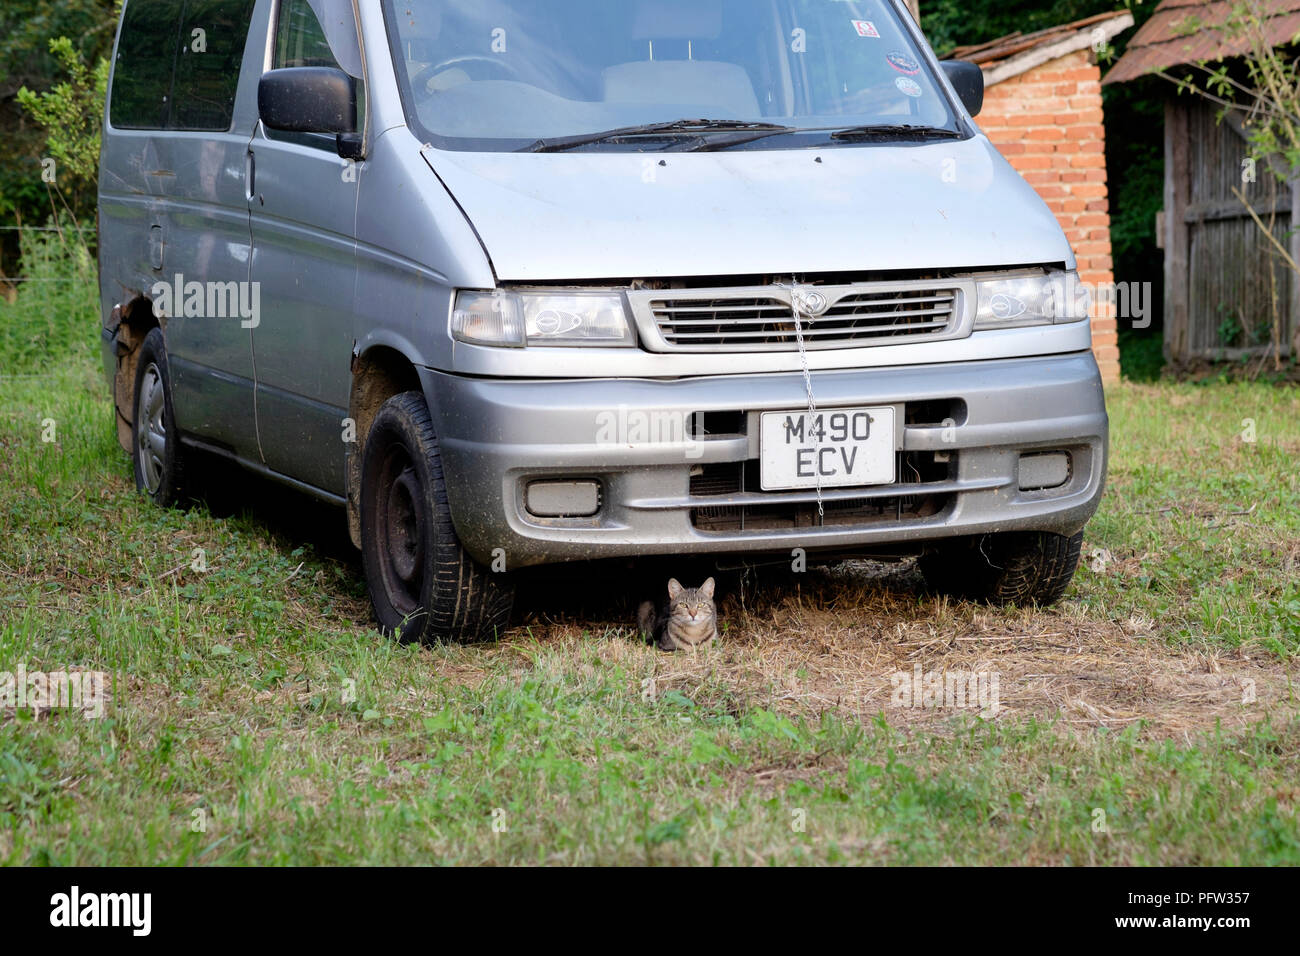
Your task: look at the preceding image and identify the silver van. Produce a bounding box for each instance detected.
[98,0,1109,643]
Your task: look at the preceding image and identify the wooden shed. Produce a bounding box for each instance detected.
[1105,0,1300,364]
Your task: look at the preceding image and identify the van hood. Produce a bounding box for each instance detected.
[422,136,1073,282]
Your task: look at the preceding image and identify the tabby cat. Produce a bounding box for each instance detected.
[638,578,718,651]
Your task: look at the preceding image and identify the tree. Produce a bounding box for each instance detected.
[922,0,1137,56]
[0,0,118,273]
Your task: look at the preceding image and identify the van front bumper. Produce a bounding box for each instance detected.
[419,351,1108,568]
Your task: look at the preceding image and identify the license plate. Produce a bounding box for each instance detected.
[760,407,896,491]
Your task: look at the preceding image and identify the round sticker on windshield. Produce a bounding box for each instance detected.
[895,77,923,98]
[887,52,922,75]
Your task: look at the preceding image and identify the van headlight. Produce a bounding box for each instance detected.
[452,291,634,347]
[974,272,1091,329]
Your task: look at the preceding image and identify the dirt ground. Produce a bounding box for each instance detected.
[504,559,1295,740]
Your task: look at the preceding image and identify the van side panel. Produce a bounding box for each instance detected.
[351,0,498,375]
[245,0,375,495]
[245,126,358,494]
[351,128,497,376]
[148,128,258,453]
[99,0,274,463]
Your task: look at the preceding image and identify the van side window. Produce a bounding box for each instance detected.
[111,0,186,129]
[110,0,256,131]
[271,0,366,144]
[171,0,258,130]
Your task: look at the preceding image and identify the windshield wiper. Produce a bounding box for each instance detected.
[519,119,797,153]
[678,122,965,152]
[671,127,806,152]
[829,124,964,142]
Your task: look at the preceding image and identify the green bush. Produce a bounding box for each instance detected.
[16,37,109,193]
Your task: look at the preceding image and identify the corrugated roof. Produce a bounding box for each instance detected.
[1104,0,1300,85]
[947,11,1131,65]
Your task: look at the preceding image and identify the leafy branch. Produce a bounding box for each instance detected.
[16,37,109,189]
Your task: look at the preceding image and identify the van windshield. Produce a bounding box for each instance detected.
[382,0,962,151]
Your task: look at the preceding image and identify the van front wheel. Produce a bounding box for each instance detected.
[359,392,513,644]
[919,530,1084,607]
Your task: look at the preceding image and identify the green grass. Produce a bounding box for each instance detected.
[0,226,98,374]
[1,264,1298,864]
[1080,383,1300,656]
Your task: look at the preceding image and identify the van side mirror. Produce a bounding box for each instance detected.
[258,67,357,138]
[941,60,985,118]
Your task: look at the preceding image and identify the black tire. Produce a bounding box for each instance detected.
[359,391,514,644]
[131,327,187,507]
[919,530,1084,607]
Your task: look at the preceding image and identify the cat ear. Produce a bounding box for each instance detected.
[700,577,716,599]
[667,578,683,599]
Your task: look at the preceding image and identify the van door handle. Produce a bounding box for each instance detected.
[245,149,256,202]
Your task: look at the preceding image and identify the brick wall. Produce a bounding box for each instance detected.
[975,49,1120,384]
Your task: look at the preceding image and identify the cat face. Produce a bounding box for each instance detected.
[667,577,716,627]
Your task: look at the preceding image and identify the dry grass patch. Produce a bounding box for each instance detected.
[505,561,1297,740]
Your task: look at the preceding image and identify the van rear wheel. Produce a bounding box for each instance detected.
[919,530,1084,607]
[131,328,187,507]
[359,391,514,644]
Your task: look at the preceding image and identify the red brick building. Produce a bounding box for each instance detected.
[947,12,1135,384]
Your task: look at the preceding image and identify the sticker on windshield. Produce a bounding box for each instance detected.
[895,76,923,98]
[852,20,880,38]
[887,52,922,75]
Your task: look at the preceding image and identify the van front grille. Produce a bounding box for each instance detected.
[687,453,956,533]
[628,281,971,352]
[691,495,951,532]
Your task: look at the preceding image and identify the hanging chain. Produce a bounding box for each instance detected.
[781,278,824,519]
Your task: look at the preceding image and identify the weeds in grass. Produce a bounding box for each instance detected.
[0,217,97,376]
